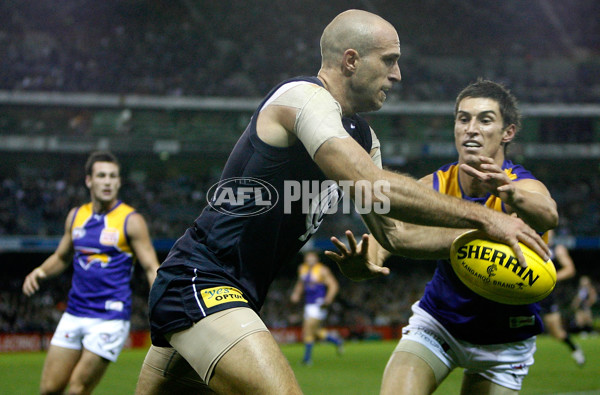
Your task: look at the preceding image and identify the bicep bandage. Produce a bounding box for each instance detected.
[267,83,349,158]
[370,128,382,169]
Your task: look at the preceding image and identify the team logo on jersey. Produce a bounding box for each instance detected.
[200,286,248,308]
[72,227,86,240]
[100,228,120,246]
[206,177,279,217]
[76,248,111,270]
[298,182,343,242]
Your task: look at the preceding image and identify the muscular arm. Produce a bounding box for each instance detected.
[363,165,558,260]
[23,209,76,296]
[501,179,557,232]
[460,158,558,232]
[360,173,469,260]
[321,266,339,305]
[554,244,576,282]
[314,136,549,267]
[315,137,488,229]
[332,166,557,274]
[257,84,548,264]
[127,213,160,287]
[363,163,559,263]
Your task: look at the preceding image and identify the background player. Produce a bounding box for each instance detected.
[22,151,160,395]
[328,80,558,395]
[572,275,598,335]
[135,11,548,395]
[290,251,343,365]
[540,230,585,365]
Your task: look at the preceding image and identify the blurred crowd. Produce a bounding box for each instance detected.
[0,262,428,333]
[0,169,208,239]
[0,268,151,333]
[0,0,599,336]
[0,0,599,102]
[1,158,598,239]
[1,257,595,335]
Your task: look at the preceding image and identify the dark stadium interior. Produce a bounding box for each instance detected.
[1,0,599,101]
[0,0,599,339]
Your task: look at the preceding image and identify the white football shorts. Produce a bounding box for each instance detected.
[395,302,536,391]
[304,303,327,321]
[50,312,130,362]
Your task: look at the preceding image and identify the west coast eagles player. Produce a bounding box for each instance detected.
[22,151,159,395]
[290,251,343,365]
[328,80,558,394]
[135,11,548,395]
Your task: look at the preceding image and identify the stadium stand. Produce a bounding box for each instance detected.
[0,0,598,347]
[0,0,599,102]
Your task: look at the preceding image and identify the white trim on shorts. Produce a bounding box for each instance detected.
[50,312,130,362]
[304,303,327,321]
[192,268,207,317]
[397,302,536,391]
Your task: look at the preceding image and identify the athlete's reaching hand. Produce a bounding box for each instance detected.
[326,230,390,281]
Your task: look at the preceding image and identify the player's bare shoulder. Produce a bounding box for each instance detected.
[126,212,149,235]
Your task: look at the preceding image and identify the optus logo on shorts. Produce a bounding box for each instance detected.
[201,286,248,308]
[206,177,279,217]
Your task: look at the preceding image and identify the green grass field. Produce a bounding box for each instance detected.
[0,335,598,394]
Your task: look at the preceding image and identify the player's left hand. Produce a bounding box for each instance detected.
[460,156,516,202]
[325,230,390,281]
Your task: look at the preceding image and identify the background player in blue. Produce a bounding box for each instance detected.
[135,11,548,395]
[327,80,558,394]
[290,251,343,365]
[540,230,585,365]
[22,151,160,395]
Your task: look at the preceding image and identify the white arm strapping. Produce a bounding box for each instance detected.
[370,128,382,169]
[267,83,349,158]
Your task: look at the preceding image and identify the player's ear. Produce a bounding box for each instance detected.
[342,49,360,76]
[501,124,516,144]
[85,175,92,189]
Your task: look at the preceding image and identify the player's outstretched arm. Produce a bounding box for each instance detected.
[460,156,558,232]
[314,137,549,266]
[127,213,160,287]
[359,173,469,260]
[22,209,76,297]
[259,85,548,266]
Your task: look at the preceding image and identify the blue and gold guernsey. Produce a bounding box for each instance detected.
[419,160,544,345]
[68,201,136,321]
[300,263,328,305]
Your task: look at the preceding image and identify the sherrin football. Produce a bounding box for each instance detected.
[450,230,556,305]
